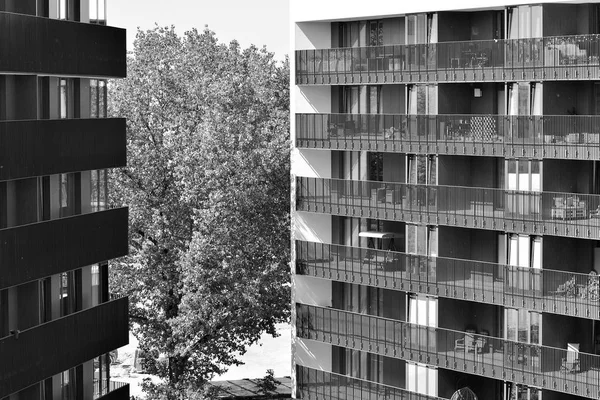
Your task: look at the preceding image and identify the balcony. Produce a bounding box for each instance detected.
[0,297,129,398]
[297,303,600,399]
[0,207,129,290]
[297,365,448,400]
[296,35,600,85]
[296,240,600,320]
[296,177,600,240]
[95,380,130,400]
[296,113,600,160]
[0,12,126,77]
[0,118,126,181]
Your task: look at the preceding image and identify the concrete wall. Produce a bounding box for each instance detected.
[294,211,332,243]
[438,227,497,263]
[294,275,332,308]
[382,85,405,114]
[543,236,594,274]
[296,22,332,50]
[543,160,591,194]
[295,337,333,371]
[543,313,593,353]
[544,82,595,116]
[543,4,589,36]
[292,149,332,178]
[438,156,500,188]
[383,153,405,183]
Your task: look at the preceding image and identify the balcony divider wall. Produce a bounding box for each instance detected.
[296,34,600,85]
[296,113,600,160]
[297,177,600,240]
[297,303,600,399]
[296,240,600,320]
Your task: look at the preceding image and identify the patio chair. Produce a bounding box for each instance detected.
[455,328,477,352]
[561,343,581,373]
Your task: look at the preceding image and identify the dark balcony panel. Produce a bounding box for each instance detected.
[296,365,444,400]
[0,118,126,181]
[296,240,600,320]
[296,34,600,84]
[295,113,600,160]
[0,12,126,77]
[0,207,128,290]
[297,303,600,400]
[296,177,600,240]
[0,297,128,398]
[96,382,130,400]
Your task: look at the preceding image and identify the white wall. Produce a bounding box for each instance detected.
[294,211,332,243]
[295,86,331,114]
[291,0,573,24]
[294,337,333,372]
[294,275,332,307]
[292,149,331,178]
[296,22,332,50]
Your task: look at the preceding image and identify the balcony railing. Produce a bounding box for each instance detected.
[0,12,126,77]
[296,113,600,160]
[296,177,600,240]
[296,35,600,84]
[296,240,600,320]
[297,365,449,400]
[95,380,129,400]
[0,207,129,290]
[297,303,600,399]
[0,298,129,398]
[0,118,126,181]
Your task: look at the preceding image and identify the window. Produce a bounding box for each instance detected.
[59,271,79,317]
[59,78,75,119]
[406,362,437,396]
[58,0,68,20]
[90,169,108,212]
[90,0,106,25]
[90,79,107,118]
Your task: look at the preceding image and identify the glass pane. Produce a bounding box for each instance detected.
[506,308,517,341]
[90,80,98,118]
[98,0,106,22]
[60,79,68,119]
[89,0,98,20]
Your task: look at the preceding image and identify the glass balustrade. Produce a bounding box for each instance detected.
[296,177,600,240]
[297,303,600,399]
[296,34,600,84]
[295,113,600,159]
[297,365,450,400]
[296,240,600,319]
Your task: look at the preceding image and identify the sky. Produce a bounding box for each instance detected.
[107,0,290,59]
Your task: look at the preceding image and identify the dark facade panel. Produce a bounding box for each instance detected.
[97,384,131,400]
[0,118,126,181]
[0,12,126,77]
[0,297,129,398]
[0,207,128,290]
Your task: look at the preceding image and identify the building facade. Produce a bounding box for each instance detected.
[0,0,129,399]
[291,1,600,399]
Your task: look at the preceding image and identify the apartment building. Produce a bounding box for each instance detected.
[0,0,129,399]
[291,1,600,399]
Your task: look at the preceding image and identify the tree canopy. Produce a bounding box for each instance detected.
[108,26,290,398]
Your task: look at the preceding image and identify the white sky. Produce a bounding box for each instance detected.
[107,0,290,59]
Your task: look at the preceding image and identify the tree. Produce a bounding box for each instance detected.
[108,26,290,398]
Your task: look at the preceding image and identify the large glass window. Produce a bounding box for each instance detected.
[90,169,108,212]
[90,79,107,118]
[90,0,106,25]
